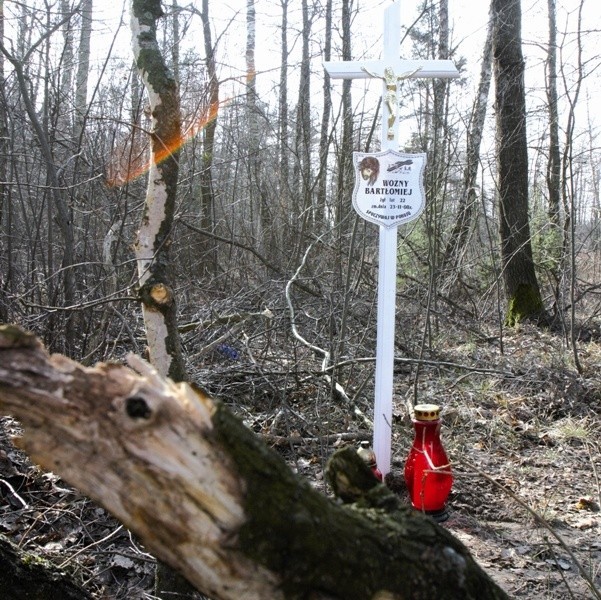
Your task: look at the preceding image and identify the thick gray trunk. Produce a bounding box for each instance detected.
[74,0,92,143]
[316,0,332,226]
[546,0,561,229]
[278,0,290,217]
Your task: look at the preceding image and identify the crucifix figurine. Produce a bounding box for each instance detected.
[361,65,422,139]
[382,67,399,139]
[324,1,458,476]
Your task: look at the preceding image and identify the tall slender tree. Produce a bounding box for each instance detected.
[430,0,451,191]
[443,5,494,274]
[560,0,585,372]
[59,0,74,135]
[74,0,92,144]
[316,0,332,225]
[278,0,290,214]
[335,0,353,232]
[0,0,7,323]
[246,0,258,144]
[197,0,219,275]
[294,0,312,222]
[130,0,196,596]
[543,0,564,309]
[546,0,561,231]
[171,0,180,83]
[245,0,270,254]
[0,0,4,225]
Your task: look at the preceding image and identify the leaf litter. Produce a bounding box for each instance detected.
[1,319,600,598]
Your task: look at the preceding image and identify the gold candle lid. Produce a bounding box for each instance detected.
[413,404,441,421]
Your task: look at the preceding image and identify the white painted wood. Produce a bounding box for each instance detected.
[323,59,459,80]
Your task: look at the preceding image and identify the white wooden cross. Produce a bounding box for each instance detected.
[324,1,458,476]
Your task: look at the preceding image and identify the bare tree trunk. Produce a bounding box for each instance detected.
[246,0,257,126]
[546,0,561,230]
[560,0,585,373]
[74,0,92,144]
[443,5,494,274]
[316,0,332,226]
[245,0,270,257]
[0,0,7,321]
[130,1,195,596]
[292,0,312,256]
[335,0,353,233]
[421,0,453,347]
[246,0,259,149]
[59,0,74,136]
[0,325,509,600]
[197,0,219,276]
[431,0,451,188]
[171,0,180,83]
[491,0,547,326]
[278,0,290,218]
[544,0,563,313]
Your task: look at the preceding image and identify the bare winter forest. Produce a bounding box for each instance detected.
[1,0,601,598]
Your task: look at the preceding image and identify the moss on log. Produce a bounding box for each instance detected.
[0,533,92,600]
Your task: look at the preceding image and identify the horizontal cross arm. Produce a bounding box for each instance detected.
[323,59,459,80]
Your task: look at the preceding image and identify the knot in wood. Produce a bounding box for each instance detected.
[125,396,153,420]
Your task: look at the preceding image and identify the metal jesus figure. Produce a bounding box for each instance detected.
[324,1,458,476]
[361,65,422,140]
[383,67,399,139]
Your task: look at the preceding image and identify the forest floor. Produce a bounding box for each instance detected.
[1,318,601,599]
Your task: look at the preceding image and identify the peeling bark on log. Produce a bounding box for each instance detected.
[0,325,508,600]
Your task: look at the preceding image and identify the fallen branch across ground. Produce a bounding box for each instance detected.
[0,324,508,600]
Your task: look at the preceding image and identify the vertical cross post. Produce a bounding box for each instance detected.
[372,1,403,479]
[324,1,458,476]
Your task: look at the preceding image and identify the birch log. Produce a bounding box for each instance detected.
[0,325,508,600]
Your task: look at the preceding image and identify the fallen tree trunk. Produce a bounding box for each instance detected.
[0,325,508,599]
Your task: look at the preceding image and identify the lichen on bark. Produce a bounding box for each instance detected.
[130,0,184,384]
